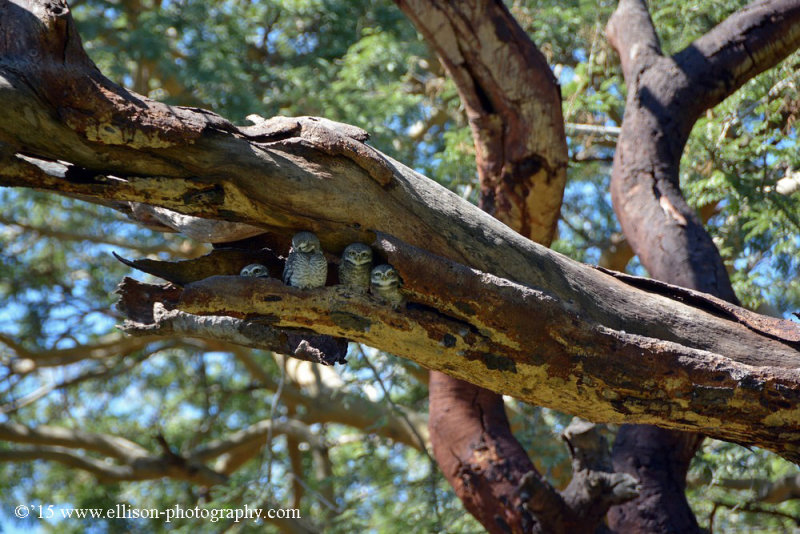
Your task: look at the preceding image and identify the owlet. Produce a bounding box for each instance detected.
[240,263,270,278]
[283,231,328,289]
[338,243,373,293]
[370,264,404,308]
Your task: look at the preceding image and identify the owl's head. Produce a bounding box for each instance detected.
[292,231,322,253]
[240,263,270,278]
[342,243,373,265]
[371,264,400,287]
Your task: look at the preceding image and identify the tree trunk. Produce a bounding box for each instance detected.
[2,3,800,527]
[606,0,800,531]
[394,1,571,531]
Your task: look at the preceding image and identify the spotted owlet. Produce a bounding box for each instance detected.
[283,231,328,289]
[240,263,270,278]
[339,243,373,293]
[370,264,404,308]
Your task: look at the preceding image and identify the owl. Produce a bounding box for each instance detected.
[282,231,328,289]
[240,263,270,278]
[338,243,373,292]
[370,264,404,308]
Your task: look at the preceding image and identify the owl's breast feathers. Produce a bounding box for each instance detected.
[284,250,328,289]
[339,261,371,291]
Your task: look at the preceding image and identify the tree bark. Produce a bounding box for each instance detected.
[394,1,571,531]
[2,0,800,506]
[428,373,544,532]
[394,0,567,245]
[111,241,800,462]
[606,0,800,531]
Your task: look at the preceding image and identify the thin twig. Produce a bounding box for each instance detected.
[357,345,442,527]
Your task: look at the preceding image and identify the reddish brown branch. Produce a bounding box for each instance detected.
[680,0,800,114]
[605,0,800,531]
[394,0,567,245]
[391,2,574,529]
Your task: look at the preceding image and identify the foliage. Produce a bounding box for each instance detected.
[682,52,800,314]
[1,0,799,532]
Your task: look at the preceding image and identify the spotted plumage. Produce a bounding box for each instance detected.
[240,263,270,278]
[338,243,373,293]
[283,231,328,289]
[370,264,404,308]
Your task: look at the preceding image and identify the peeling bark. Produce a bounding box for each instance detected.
[1,2,800,523]
[394,0,567,245]
[393,1,571,530]
[110,233,800,464]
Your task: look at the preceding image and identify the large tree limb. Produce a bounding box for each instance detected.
[606,0,800,297]
[107,240,800,462]
[680,0,800,117]
[1,0,800,465]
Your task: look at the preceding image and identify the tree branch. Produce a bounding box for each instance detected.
[0,446,227,485]
[559,420,640,514]
[0,422,149,462]
[1,354,148,414]
[191,418,321,475]
[690,471,800,503]
[606,0,662,80]
[1,0,800,467]
[0,213,196,257]
[391,3,570,528]
[605,1,800,529]
[395,0,567,243]
[117,237,800,462]
[679,0,800,113]
[205,347,430,450]
[3,333,168,374]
